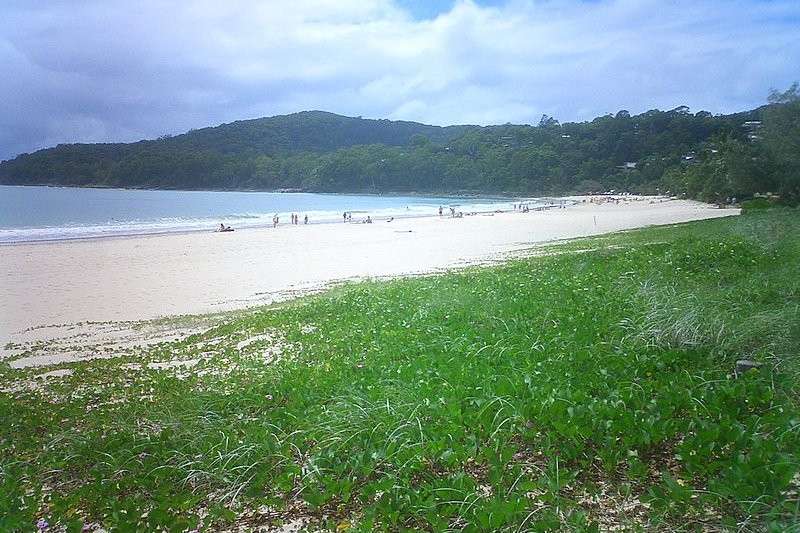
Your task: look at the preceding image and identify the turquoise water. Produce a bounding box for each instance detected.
[0,186,542,244]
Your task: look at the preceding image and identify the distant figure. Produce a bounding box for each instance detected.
[219,223,225,232]
[347,213,352,222]
[343,211,347,222]
[387,217,394,222]
[304,215,308,224]
[365,216,372,224]
[439,205,443,216]
[273,214,279,228]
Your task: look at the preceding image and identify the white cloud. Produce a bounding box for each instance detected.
[1,0,798,160]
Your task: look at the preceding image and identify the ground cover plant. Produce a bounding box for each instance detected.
[1,208,798,532]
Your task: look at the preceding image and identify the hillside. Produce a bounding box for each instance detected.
[1,97,796,204]
[0,112,472,191]
[167,111,472,155]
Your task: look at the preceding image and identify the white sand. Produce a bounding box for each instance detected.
[0,197,738,363]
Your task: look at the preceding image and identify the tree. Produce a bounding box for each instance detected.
[761,83,800,203]
[538,114,560,128]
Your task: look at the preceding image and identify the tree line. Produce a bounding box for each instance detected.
[1,88,797,204]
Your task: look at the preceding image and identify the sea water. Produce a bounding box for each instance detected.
[0,186,547,244]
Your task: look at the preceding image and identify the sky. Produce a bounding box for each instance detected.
[1,0,798,161]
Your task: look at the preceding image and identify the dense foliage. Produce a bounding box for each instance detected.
[662,84,800,205]
[2,87,798,203]
[2,208,798,531]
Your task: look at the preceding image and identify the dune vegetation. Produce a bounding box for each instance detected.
[2,205,798,532]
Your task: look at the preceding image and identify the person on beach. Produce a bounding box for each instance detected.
[343,212,347,222]
[273,214,279,228]
[304,215,308,225]
[439,206,443,216]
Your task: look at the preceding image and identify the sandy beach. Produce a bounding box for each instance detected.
[1,197,738,365]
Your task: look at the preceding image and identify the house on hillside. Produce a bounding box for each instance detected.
[741,120,762,141]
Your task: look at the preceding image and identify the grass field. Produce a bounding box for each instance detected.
[1,207,798,532]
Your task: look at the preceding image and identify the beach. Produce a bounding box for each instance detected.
[1,197,738,365]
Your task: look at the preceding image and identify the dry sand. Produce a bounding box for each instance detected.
[1,197,739,366]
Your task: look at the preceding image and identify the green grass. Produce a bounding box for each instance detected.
[1,208,799,532]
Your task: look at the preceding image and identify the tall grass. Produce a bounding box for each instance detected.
[1,208,798,532]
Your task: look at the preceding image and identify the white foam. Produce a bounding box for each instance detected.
[0,191,546,244]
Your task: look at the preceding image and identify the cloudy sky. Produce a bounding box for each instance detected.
[1,0,798,161]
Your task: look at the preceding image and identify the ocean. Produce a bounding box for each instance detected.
[0,186,546,244]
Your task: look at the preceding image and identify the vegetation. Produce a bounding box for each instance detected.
[2,208,798,532]
[1,86,797,203]
[662,84,800,205]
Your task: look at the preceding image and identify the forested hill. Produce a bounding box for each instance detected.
[0,111,472,191]
[1,96,797,203]
[171,111,472,154]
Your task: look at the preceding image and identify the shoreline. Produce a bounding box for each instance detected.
[0,205,537,247]
[1,191,552,246]
[1,196,740,366]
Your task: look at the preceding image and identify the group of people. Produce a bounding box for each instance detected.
[512,201,565,212]
[271,213,308,227]
[343,211,374,224]
[215,208,414,233]
[438,205,463,218]
[220,200,564,233]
